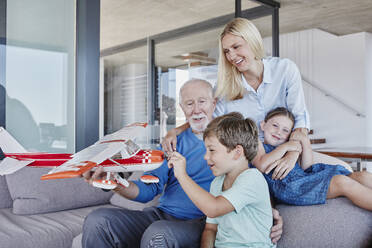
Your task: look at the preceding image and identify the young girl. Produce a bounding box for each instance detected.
[169,113,275,248]
[253,107,372,210]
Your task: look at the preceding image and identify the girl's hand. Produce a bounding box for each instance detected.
[267,151,298,180]
[285,140,302,153]
[168,152,187,179]
[161,128,178,155]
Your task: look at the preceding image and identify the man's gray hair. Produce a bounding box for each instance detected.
[179,78,214,104]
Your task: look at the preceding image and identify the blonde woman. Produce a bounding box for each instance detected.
[162,18,351,179]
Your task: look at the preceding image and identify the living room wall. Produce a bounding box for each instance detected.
[264,29,372,148]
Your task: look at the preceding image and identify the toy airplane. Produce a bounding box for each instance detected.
[0,123,164,190]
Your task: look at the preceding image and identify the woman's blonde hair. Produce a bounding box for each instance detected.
[215,18,265,101]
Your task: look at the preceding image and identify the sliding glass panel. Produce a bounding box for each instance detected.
[6,0,75,152]
[103,46,148,133]
[100,0,273,146]
[155,27,223,138]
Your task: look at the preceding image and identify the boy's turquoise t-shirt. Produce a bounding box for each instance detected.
[207,168,275,248]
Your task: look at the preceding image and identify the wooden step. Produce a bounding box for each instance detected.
[310,138,326,144]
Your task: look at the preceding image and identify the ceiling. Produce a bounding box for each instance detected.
[100,0,372,68]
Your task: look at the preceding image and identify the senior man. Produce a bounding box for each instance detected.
[82,78,282,248]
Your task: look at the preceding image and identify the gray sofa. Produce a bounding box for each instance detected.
[0,167,113,248]
[1,168,371,248]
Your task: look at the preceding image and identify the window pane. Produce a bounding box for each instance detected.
[156,27,222,137]
[100,0,272,146]
[103,46,148,133]
[5,0,75,152]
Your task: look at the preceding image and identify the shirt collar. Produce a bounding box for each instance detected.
[241,75,255,92]
[241,58,273,92]
[262,58,273,84]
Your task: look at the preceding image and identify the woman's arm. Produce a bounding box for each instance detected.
[252,140,301,174]
[201,223,217,248]
[290,128,313,170]
[168,152,235,218]
[161,123,190,154]
[285,60,311,131]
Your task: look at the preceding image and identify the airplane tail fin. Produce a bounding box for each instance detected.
[0,127,27,154]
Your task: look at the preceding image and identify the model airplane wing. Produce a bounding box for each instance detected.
[0,127,31,175]
[0,157,34,175]
[0,123,164,189]
[96,122,147,145]
[41,139,138,180]
[0,127,27,153]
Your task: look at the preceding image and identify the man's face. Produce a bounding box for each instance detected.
[180,81,216,133]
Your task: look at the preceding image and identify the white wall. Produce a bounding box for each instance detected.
[264,29,372,148]
[365,33,372,147]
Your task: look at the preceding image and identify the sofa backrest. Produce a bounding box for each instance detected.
[0,175,13,209]
[6,167,114,215]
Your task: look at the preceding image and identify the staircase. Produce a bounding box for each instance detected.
[309,129,326,145]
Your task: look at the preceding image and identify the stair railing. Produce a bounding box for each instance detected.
[301,76,366,118]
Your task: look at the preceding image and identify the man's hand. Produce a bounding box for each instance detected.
[82,166,107,186]
[167,152,187,179]
[161,129,178,155]
[266,151,299,180]
[270,208,283,244]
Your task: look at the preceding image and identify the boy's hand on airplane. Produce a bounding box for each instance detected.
[167,151,187,179]
[161,128,178,155]
[270,208,283,244]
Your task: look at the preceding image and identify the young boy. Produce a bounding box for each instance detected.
[169,112,275,248]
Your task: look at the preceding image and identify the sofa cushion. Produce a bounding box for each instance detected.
[0,204,111,248]
[277,197,372,248]
[6,167,113,215]
[0,175,13,208]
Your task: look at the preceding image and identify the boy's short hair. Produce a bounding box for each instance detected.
[203,112,258,162]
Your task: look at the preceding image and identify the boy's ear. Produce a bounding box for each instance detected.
[233,145,244,160]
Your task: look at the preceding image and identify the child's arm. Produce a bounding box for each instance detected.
[252,140,302,174]
[290,129,313,170]
[168,152,234,218]
[201,223,217,248]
